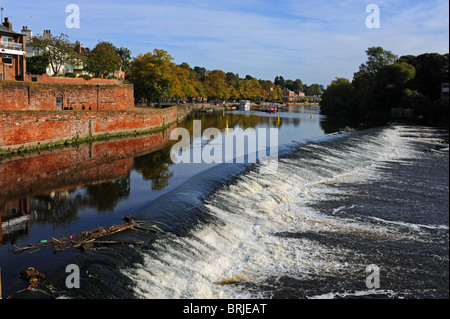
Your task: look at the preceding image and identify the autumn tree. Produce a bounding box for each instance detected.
[203,70,231,100]
[172,62,200,99]
[129,49,175,105]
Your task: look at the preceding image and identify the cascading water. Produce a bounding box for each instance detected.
[120,125,449,299]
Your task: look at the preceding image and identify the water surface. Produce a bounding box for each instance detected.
[0,106,448,299]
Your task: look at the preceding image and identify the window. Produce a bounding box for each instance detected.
[1,36,13,45]
[2,55,13,65]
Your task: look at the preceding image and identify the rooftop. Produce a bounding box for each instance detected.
[0,23,22,36]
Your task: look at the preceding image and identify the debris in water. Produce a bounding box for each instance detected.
[13,216,145,254]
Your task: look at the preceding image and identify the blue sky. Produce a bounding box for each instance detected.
[1,0,448,85]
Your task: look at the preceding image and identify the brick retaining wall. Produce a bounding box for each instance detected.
[0,107,177,150]
[0,81,134,111]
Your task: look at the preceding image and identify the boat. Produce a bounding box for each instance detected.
[266,105,277,113]
[239,100,251,111]
[256,105,277,113]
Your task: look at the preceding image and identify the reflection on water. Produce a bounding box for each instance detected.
[0,106,352,297]
[134,144,175,191]
[0,125,175,244]
[0,107,340,245]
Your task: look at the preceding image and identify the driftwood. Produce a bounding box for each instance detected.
[14,216,145,254]
[19,267,47,290]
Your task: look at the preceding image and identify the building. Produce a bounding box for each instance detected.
[1,18,134,113]
[0,17,26,81]
[282,89,305,102]
[24,27,89,78]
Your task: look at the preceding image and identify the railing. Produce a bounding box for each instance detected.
[0,41,24,51]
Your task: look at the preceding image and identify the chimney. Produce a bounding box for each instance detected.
[21,26,33,42]
[2,17,12,30]
[43,29,52,39]
[74,40,81,54]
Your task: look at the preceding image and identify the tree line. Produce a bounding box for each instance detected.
[130,49,324,105]
[25,32,323,104]
[320,46,449,126]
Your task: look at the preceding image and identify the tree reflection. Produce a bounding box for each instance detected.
[84,177,131,211]
[133,144,175,190]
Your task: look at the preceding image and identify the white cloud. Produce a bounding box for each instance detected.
[3,0,448,85]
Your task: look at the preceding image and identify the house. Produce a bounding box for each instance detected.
[0,17,26,81]
[24,27,89,77]
[282,89,305,102]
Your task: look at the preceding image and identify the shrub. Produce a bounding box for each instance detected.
[78,74,92,80]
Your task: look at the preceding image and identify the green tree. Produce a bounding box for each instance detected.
[193,66,208,82]
[226,72,239,87]
[85,41,122,78]
[320,78,354,117]
[293,79,303,91]
[304,84,322,96]
[26,54,50,75]
[352,69,372,91]
[411,53,449,102]
[31,33,77,75]
[274,76,285,88]
[116,46,132,79]
[359,46,398,77]
[366,61,416,117]
[400,88,431,110]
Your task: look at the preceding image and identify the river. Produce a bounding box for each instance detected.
[0,105,448,299]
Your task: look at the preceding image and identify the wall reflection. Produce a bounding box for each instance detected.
[0,124,176,244]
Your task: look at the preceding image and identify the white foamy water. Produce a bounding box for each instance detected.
[122,125,448,299]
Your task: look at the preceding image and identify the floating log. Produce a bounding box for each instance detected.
[14,217,141,254]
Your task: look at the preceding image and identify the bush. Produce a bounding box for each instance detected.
[78,74,92,80]
[64,72,76,78]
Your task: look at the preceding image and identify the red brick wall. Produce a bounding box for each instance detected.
[0,107,177,149]
[26,73,121,85]
[0,81,134,111]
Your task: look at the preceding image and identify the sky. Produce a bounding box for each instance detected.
[1,0,448,86]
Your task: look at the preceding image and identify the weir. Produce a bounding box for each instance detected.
[1,107,447,299]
